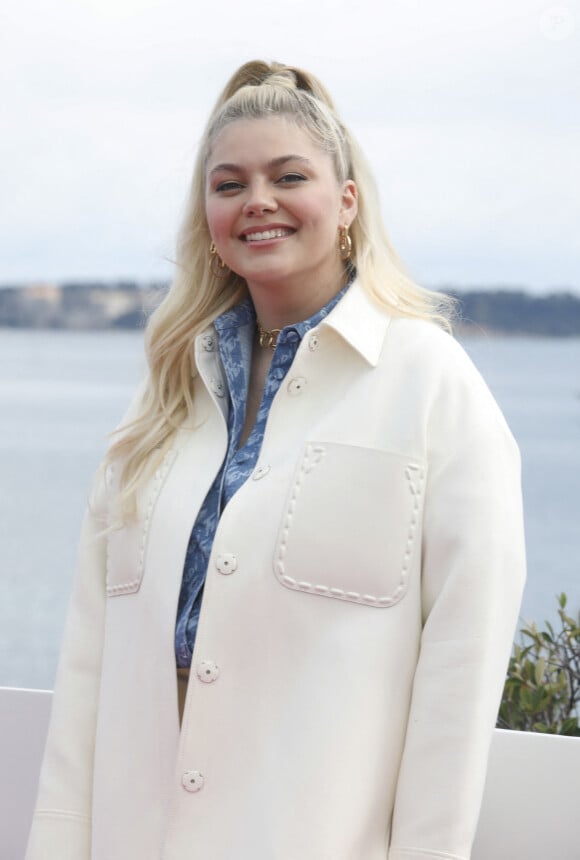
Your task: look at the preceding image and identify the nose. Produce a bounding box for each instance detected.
[243,180,277,216]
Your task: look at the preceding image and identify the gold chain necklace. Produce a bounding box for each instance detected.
[257,321,281,349]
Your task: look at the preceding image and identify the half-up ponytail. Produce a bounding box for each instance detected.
[213,60,338,112]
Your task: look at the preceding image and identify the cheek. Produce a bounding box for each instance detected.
[298,190,342,232]
[304,205,341,246]
[205,199,232,242]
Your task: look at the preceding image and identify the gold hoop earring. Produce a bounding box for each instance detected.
[338,226,352,261]
[209,241,229,278]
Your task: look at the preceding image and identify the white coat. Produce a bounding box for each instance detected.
[26,280,526,860]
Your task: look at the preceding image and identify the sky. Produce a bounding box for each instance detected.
[1,0,578,293]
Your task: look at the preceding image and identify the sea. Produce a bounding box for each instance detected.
[1,328,579,690]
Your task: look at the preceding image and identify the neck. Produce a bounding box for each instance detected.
[247,265,348,331]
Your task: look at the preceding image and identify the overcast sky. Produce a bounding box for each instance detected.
[1,0,578,293]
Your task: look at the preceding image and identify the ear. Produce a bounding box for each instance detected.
[339,180,358,227]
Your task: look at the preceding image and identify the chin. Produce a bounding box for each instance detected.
[238,264,298,287]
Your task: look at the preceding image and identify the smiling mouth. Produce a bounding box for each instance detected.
[241,227,295,242]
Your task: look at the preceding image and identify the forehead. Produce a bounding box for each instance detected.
[206,116,332,171]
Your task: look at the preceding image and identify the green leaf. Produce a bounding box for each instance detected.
[501,592,580,736]
[560,718,580,737]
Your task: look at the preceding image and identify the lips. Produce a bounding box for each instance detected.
[240,226,295,242]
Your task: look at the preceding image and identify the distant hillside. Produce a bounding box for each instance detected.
[1,282,579,335]
[0,282,165,330]
[450,289,580,336]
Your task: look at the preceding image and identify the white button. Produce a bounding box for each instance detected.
[287,376,307,396]
[308,334,319,351]
[216,553,238,574]
[182,770,205,793]
[210,378,225,397]
[252,463,270,480]
[201,333,215,351]
[196,660,220,683]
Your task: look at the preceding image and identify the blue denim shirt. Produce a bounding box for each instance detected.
[174,284,349,667]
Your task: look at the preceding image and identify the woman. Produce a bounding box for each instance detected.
[26,61,526,860]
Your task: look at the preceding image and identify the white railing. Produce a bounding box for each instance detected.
[0,687,52,860]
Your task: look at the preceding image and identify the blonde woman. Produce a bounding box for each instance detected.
[26,61,525,860]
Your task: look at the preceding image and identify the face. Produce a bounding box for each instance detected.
[204,116,357,298]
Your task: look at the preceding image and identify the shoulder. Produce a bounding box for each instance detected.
[387,314,461,353]
[383,316,481,382]
[384,317,517,447]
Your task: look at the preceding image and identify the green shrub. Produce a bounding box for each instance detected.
[498,593,580,735]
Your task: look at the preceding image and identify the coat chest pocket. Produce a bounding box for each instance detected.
[274,442,426,607]
[105,450,178,596]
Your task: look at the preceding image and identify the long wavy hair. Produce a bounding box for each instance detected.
[106,59,454,519]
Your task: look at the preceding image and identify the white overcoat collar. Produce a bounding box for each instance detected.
[319,278,393,367]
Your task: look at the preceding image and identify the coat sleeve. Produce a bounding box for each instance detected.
[25,469,109,860]
[388,339,526,860]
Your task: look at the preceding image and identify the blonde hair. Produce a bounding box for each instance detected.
[106,60,454,519]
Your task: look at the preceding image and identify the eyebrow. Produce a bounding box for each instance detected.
[208,155,313,177]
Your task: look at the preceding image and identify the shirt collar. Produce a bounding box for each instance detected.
[207,276,392,366]
[278,279,350,346]
[213,297,255,334]
[212,276,352,345]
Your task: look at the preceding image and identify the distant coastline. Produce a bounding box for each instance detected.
[1,281,580,336]
[448,289,580,337]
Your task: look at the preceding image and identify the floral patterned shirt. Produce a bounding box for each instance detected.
[174,284,349,667]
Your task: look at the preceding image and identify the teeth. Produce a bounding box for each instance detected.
[244,228,291,242]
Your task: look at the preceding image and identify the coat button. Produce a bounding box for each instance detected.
[201,333,215,351]
[216,553,238,574]
[210,378,225,397]
[287,376,307,395]
[196,660,220,683]
[252,463,270,480]
[182,770,205,792]
[308,334,319,351]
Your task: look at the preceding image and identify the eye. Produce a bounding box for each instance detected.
[215,180,243,193]
[277,173,307,184]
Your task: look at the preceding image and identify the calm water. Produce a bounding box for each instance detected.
[1,329,579,689]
